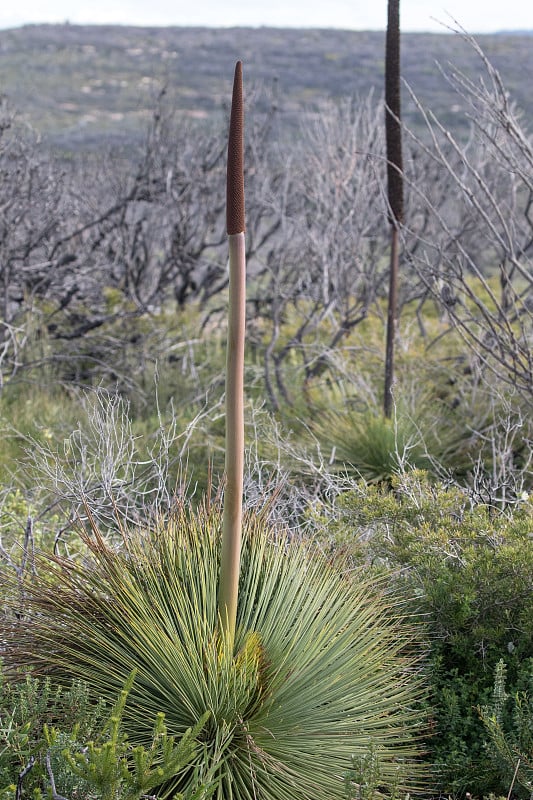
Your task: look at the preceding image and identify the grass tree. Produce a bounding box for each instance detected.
[2,506,429,800]
[1,62,429,800]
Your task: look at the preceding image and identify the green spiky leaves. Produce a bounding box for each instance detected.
[3,506,427,800]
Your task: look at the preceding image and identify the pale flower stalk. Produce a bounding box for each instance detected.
[218,61,246,649]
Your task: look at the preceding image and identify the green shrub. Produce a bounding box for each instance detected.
[480,659,533,799]
[344,741,409,800]
[318,471,533,796]
[0,665,107,796]
[0,670,213,800]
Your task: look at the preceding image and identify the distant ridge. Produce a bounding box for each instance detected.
[0,24,531,151]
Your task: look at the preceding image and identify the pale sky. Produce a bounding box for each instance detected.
[0,0,531,33]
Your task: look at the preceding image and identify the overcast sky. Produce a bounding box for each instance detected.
[0,0,532,33]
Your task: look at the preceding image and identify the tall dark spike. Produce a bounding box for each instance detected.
[383,0,404,419]
[385,0,404,225]
[226,61,245,235]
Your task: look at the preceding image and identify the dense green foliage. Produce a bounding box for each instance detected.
[480,660,533,799]
[319,471,533,795]
[0,668,107,795]
[0,668,213,799]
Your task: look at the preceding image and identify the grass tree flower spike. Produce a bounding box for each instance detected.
[218,60,246,649]
[383,0,404,418]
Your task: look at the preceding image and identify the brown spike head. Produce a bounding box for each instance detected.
[226,61,245,235]
[385,0,404,225]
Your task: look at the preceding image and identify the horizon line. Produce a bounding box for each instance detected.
[0,20,531,36]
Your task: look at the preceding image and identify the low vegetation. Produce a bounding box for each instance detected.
[1,301,531,799]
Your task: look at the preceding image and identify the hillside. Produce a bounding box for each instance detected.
[0,23,532,151]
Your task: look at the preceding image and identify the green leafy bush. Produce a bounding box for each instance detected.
[344,741,410,800]
[480,659,533,799]
[319,471,533,796]
[0,669,212,800]
[0,665,107,796]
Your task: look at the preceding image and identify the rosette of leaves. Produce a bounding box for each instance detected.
[2,504,428,800]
